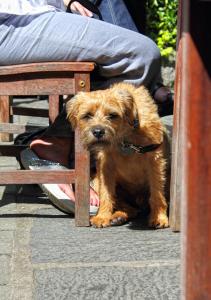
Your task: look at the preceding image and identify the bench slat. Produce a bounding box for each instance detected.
[0,62,95,76]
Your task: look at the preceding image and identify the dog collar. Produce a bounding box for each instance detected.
[120,141,161,155]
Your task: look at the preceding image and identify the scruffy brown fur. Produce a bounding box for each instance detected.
[67,83,169,228]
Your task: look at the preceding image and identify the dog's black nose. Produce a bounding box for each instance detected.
[92,127,105,139]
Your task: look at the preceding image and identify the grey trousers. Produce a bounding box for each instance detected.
[0,11,161,137]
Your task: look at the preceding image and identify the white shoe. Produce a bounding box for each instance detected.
[20,148,98,216]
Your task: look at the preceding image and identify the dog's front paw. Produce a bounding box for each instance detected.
[90,215,111,228]
[149,212,169,229]
[110,211,129,226]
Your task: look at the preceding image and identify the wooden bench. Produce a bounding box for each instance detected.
[0,61,95,226]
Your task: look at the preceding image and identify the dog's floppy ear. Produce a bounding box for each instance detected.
[114,89,139,128]
[66,94,82,129]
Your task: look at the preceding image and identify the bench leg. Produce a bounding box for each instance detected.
[75,128,90,226]
[48,95,63,124]
[0,96,13,142]
[74,72,91,226]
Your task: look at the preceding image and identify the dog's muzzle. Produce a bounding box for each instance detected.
[91,126,105,140]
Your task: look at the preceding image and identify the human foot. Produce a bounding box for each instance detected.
[58,184,100,206]
[30,137,71,166]
[30,137,100,207]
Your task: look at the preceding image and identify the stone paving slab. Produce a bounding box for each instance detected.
[29,208,180,300]
[0,218,17,231]
[0,231,14,255]
[0,286,11,300]
[34,265,180,300]
[30,209,180,264]
[0,255,11,285]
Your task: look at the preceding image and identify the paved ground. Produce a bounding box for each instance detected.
[0,98,180,300]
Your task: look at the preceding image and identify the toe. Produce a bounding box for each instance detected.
[111,216,127,226]
[149,213,169,229]
[90,215,111,228]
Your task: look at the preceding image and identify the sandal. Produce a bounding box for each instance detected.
[20,148,98,216]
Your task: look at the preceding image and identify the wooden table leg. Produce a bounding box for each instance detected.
[180,1,211,299]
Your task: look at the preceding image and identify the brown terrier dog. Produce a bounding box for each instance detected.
[66,83,169,228]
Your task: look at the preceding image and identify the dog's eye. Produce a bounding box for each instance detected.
[81,113,93,120]
[108,113,119,120]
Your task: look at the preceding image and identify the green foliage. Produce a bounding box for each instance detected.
[146,0,178,58]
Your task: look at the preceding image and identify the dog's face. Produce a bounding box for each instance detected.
[66,87,138,150]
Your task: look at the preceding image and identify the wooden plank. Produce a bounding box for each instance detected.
[48,95,62,124]
[0,170,76,184]
[0,96,13,141]
[74,73,91,226]
[181,1,211,299]
[0,76,75,95]
[0,62,95,75]
[0,123,43,134]
[74,73,91,93]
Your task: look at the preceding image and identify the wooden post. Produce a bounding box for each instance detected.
[169,0,183,232]
[180,1,211,299]
[74,73,91,226]
[75,127,90,226]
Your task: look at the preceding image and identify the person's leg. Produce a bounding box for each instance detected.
[98,0,139,32]
[99,0,173,112]
[123,0,147,33]
[0,11,161,135]
[0,12,161,89]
